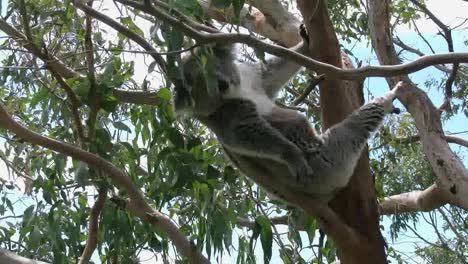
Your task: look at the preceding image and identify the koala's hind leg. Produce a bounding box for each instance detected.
[263,108,324,155]
[215,99,314,184]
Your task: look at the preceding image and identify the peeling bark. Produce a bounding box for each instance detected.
[367,0,468,210]
[379,184,450,215]
[0,249,49,264]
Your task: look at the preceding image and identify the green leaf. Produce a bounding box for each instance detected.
[78,193,87,209]
[148,60,158,73]
[166,128,185,149]
[305,217,316,244]
[29,226,41,248]
[100,93,119,112]
[206,165,221,179]
[232,0,245,21]
[114,121,132,133]
[30,87,49,108]
[22,205,35,225]
[200,53,218,97]
[72,78,91,99]
[254,216,273,263]
[254,48,266,62]
[157,88,172,102]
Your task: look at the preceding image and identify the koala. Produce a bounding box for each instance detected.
[173,26,402,201]
[175,41,316,183]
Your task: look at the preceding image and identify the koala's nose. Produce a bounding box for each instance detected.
[218,79,230,93]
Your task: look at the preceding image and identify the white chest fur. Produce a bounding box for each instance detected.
[224,63,275,115]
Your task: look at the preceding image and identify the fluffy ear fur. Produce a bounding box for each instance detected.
[211,44,236,61]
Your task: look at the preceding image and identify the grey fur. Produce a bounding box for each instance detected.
[173,27,403,201]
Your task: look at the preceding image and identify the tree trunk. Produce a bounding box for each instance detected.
[297,1,387,263]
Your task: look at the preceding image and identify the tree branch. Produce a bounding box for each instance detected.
[0,249,49,264]
[112,89,161,105]
[0,18,164,107]
[370,134,468,151]
[291,74,324,106]
[249,0,303,46]
[445,135,468,148]
[198,0,301,47]
[236,215,289,229]
[73,0,167,74]
[78,187,107,264]
[394,38,468,80]
[368,0,468,210]
[378,184,450,215]
[115,0,468,80]
[0,19,79,78]
[83,0,100,141]
[437,207,468,245]
[0,103,210,264]
[409,0,459,111]
[50,71,86,142]
[18,0,32,40]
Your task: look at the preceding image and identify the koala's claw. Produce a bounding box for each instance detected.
[292,162,314,185]
[391,107,401,114]
[299,24,309,42]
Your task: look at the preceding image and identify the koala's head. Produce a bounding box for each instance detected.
[173,45,241,117]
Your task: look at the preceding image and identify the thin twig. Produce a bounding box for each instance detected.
[18,0,32,40]
[50,71,86,142]
[74,0,167,75]
[409,0,459,112]
[275,100,307,112]
[0,19,79,78]
[292,74,324,106]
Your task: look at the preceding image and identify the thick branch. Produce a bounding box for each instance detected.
[445,135,468,148]
[220,149,367,257]
[78,188,107,264]
[379,184,450,215]
[249,0,302,45]
[115,0,468,80]
[368,0,468,209]
[112,89,161,105]
[370,134,468,151]
[0,249,49,264]
[0,103,210,264]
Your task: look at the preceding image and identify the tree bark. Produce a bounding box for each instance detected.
[367,0,468,210]
[297,1,387,263]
